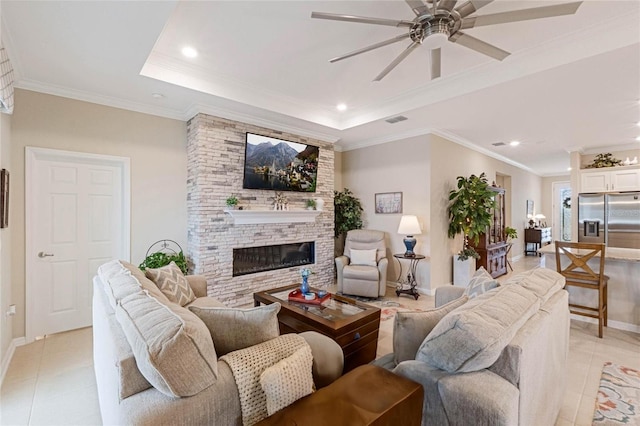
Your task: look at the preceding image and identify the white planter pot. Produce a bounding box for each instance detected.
[453,256,476,287]
[314,198,325,211]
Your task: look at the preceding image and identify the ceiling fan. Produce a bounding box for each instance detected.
[312,0,582,81]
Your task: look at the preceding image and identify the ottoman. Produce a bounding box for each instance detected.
[257,364,423,426]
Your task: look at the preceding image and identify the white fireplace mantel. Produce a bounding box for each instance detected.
[224,209,321,224]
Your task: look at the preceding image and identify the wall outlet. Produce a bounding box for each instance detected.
[6,304,16,316]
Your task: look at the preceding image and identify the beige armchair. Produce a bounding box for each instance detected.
[335,229,388,298]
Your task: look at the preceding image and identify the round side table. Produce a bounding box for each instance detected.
[393,254,426,300]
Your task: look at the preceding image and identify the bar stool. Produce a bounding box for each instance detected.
[554,241,608,338]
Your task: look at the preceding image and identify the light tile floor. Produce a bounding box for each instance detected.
[1,256,638,425]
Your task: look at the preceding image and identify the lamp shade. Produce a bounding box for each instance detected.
[534,214,546,220]
[397,215,422,235]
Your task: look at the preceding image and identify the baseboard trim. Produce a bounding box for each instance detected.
[570,315,640,334]
[0,337,26,386]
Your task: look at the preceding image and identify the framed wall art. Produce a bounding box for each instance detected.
[1,169,9,228]
[375,192,402,214]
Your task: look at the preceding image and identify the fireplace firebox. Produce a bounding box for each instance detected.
[233,242,315,277]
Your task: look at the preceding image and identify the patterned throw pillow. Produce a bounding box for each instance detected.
[260,344,314,416]
[464,267,499,299]
[144,261,196,306]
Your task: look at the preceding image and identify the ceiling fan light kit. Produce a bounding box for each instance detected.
[312,0,583,81]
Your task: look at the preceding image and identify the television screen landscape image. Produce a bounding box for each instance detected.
[243,133,319,192]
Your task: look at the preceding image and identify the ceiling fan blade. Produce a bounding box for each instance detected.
[439,0,458,12]
[374,42,421,82]
[330,33,411,63]
[311,12,413,28]
[461,2,582,29]
[449,32,510,60]
[430,48,442,79]
[405,0,429,16]
[455,0,494,19]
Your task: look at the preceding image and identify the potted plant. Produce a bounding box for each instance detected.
[139,250,189,275]
[447,173,496,285]
[334,188,363,256]
[505,226,518,242]
[226,195,239,209]
[306,199,316,210]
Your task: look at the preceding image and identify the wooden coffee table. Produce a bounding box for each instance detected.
[254,285,381,373]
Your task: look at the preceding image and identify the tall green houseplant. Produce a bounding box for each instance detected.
[334,188,363,238]
[448,173,497,260]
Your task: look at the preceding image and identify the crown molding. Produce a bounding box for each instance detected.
[15,79,187,121]
[337,126,540,176]
[141,51,342,129]
[430,129,540,176]
[582,143,640,155]
[184,103,340,143]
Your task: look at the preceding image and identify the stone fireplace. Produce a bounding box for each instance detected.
[186,114,334,306]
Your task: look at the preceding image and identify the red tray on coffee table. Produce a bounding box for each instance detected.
[288,289,331,305]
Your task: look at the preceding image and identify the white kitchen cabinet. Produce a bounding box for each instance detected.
[580,167,640,193]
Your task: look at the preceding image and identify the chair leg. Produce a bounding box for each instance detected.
[603,283,608,327]
[598,285,604,338]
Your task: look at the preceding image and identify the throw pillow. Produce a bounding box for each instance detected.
[501,267,565,304]
[393,295,468,365]
[115,290,218,397]
[260,344,314,416]
[350,248,377,266]
[464,266,499,299]
[189,303,281,356]
[145,261,196,306]
[416,284,540,373]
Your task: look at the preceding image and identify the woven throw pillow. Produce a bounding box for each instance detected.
[393,295,468,365]
[145,261,196,306]
[464,267,499,299]
[189,303,281,356]
[350,248,377,266]
[417,284,540,373]
[115,290,218,397]
[260,344,314,416]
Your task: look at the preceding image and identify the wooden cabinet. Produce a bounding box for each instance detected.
[470,186,508,278]
[524,227,552,256]
[580,167,640,193]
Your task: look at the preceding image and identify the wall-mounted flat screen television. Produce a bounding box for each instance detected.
[243,133,319,192]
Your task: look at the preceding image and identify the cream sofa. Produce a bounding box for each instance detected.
[93,260,344,426]
[373,268,570,426]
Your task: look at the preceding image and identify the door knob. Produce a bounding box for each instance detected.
[38,252,54,258]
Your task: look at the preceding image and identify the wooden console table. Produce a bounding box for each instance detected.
[524,227,552,256]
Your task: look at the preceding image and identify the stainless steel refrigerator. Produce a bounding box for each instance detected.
[578,192,640,249]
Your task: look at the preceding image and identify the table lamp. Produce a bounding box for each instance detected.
[534,214,546,228]
[397,215,422,257]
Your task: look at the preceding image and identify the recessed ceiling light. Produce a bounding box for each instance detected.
[636,121,640,127]
[152,93,165,99]
[636,136,640,141]
[181,46,198,58]
[336,103,347,111]
[567,167,572,171]
[509,140,520,146]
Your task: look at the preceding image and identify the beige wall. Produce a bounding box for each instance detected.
[10,89,187,339]
[342,136,431,290]
[334,150,343,191]
[343,133,542,293]
[1,112,12,365]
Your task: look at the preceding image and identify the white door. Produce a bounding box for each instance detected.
[552,181,571,243]
[26,148,130,340]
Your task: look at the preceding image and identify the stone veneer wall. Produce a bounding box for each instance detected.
[186,113,335,306]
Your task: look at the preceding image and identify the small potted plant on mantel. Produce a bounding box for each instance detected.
[306,199,317,210]
[447,173,496,286]
[226,196,239,210]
